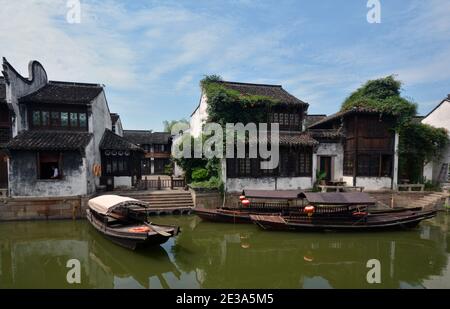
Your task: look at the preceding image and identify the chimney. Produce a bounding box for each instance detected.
[447,94,450,100]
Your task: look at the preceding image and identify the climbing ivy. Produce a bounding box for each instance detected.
[201,75,281,125]
[341,75,417,127]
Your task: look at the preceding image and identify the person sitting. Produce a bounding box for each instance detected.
[50,166,59,179]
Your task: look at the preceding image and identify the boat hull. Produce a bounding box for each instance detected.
[86,209,179,250]
[193,208,286,224]
[250,209,437,232]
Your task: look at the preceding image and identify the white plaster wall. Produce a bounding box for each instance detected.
[423,162,434,181]
[190,92,208,138]
[343,176,354,186]
[114,176,132,188]
[393,132,399,189]
[114,118,124,136]
[89,91,112,188]
[422,100,450,131]
[356,177,392,190]
[226,177,312,192]
[315,142,344,181]
[342,176,391,190]
[84,138,96,194]
[9,154,88,197]
[421,99,450,182]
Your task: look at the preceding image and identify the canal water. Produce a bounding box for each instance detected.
[0,213,449,289]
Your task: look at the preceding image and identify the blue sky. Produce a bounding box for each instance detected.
[0,0,449,131]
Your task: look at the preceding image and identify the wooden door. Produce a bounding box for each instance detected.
[319,156,332,182]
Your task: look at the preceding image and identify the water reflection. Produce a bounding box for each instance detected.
[0,214,449,289]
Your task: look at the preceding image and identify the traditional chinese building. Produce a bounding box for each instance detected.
[1,58,142,197]
[187,80,399,192]
[123,130,172,175]
[0,77,12,197]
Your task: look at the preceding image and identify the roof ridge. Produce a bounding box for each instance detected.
[123,129,152,133]
[219,80,282,88]
[49,80,102,87]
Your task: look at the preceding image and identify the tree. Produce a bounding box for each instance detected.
[342,76,448,182]
[163,119,189,133]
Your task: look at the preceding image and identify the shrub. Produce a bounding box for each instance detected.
[191,167,209,182]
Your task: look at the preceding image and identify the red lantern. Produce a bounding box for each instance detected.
[241,199,251,207]
[304,205,315,217]
[239,195,246,201]
[352,211,367,217]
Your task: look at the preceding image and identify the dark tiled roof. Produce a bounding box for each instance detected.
[308,107,384,129]
[247,132,318,147]
[110,113,120,125]
[218,81,308,106]
[279,132,318,146]
[100,129,143,151]
[304,114,327,128]
[6,131,93,152]
[123,130,171,145]
[411,116,425,124]
[308,129,344,141]
[19,81,103,104]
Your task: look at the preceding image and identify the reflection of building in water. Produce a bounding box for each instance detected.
[0,222,181,289]
[177,219,449,289]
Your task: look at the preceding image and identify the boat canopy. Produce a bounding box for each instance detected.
[88,195,148,215]
[242,190,375,206]
[242,189,303,200]
[299,192,375,206]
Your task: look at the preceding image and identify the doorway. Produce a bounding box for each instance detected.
[319,156,332,182]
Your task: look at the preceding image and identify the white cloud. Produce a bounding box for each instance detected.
[0,0,449,127]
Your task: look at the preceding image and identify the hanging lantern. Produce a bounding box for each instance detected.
[239,195,246,201]
[304,205,315,217]
[241,199,251,207]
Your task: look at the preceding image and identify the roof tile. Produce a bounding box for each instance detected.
[6,131,93,152]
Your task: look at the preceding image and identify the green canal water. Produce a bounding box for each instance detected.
[0,213,449,289]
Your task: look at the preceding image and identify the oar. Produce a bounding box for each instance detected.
[144,221,171,237]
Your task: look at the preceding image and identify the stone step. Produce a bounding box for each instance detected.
[144,200,193,205]
[138,195,192,200]
[123,195,192,200]
[148,203,194,208]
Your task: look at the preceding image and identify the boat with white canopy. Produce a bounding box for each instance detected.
[87,195,180,250]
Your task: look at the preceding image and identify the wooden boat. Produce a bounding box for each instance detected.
[193,207,283,223]
[193,189,305,223]
[87,195,180,250]
[250,209,437,231]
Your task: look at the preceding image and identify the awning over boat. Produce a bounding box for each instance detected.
[88,195,148,215]
[242,189,303,200]
[299,192,375,206]
[242,190,375,205]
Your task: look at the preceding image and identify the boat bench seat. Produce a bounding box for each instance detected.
[106,212,127,224]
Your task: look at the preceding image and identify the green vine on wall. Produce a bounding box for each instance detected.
[201,75,282,125]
